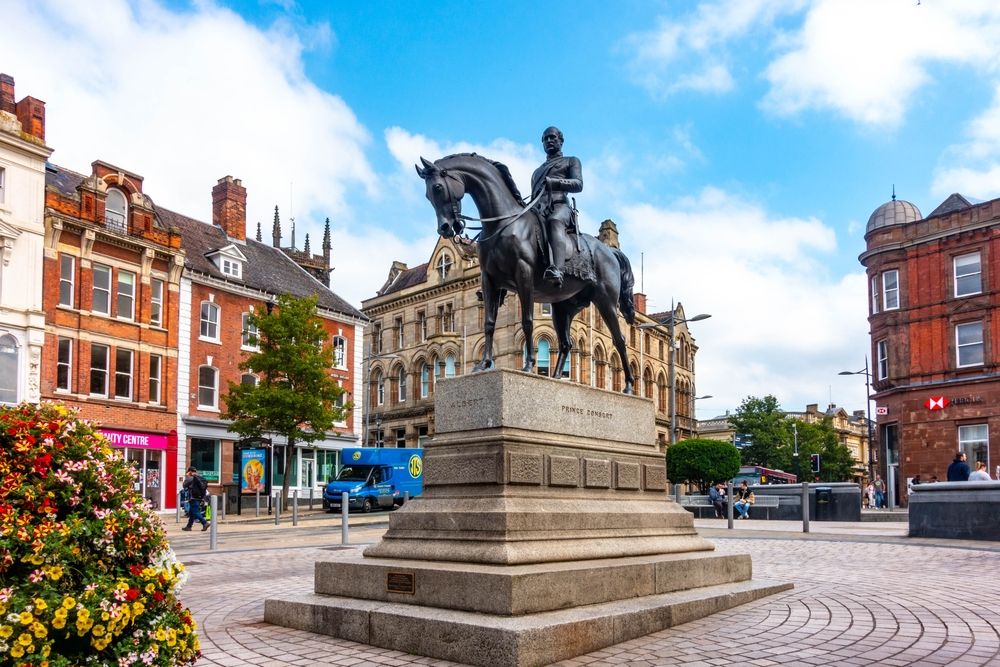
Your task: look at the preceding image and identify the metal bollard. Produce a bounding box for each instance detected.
[219,492,226,522]
[801,481,810,533]
[274,491,281,526]
[309,487,314,510]
[341,491,349,545]
[255,487,261,518]
[403,490,409,505]
[727,481,734,530]
[176,491,183,523]
[292,490,299,526]
[209,496,218,551]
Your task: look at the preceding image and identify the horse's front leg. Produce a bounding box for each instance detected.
[474,275,501,371]
[515,266,535,373]
[550,301,582,379]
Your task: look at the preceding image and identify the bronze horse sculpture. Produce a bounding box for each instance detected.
[416,153,637,393]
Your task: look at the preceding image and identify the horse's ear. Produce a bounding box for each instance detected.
[420,156,434,169]
[415,164,427,179]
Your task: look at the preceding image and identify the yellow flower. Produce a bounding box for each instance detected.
[45,565,63,581]
[42,644,51,657]
[31,621,46,639]
[0,625,12,638]
[101,612,109,621]
[61,596,75,609]
[145,583,155,593]
[132,601,144,616]
[51,617,65,630]
[77,608,90,619]
[91,624,105,637]
[33,598,47,610]
[53,608,67,620]
[17,632,32,646]
[18,611,33,625]
[154,628,166,641]
[9,645,23,658]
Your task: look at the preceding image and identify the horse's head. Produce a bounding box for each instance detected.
[415,156,466,238]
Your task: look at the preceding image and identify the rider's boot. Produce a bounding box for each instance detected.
[545,238,565,287]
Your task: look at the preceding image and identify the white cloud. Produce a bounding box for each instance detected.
[614,188,869,415]
[932,83,1000,200]
[762,0,1000,126]
[3,0,375,247]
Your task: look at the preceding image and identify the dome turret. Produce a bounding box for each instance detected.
[866,193,921,235]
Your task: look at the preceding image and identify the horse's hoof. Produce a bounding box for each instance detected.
[474,361,493,372]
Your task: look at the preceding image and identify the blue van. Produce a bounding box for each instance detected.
[323,447,423,513]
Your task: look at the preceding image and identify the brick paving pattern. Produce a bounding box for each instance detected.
[176,527,1000,667]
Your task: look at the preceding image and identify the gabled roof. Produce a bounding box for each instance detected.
[927,193,972,219]
[160,207,366,322]
[205,243,248,262]
[378,262,429,296]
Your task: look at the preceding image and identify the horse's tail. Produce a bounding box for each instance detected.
[612,247,636,324]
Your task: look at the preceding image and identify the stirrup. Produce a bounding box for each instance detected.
[544,266,563,285]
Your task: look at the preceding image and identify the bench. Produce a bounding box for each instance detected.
[678,494,779,519]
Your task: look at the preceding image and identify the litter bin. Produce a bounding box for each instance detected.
[814,486,832,520]
[223,483,240,515]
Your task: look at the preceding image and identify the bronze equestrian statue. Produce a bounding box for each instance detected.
[532,126,582,288]
[416,128,637,394]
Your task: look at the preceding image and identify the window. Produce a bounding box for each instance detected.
[445,354,456,378]
[92,264,111,315]
[595,347,606,389]
[541,303,552,316]
[395,428,407,447]
[117,270,135,320]
[536,339,550,376]
[418,311,427,342]
[395,317,404,349]
[104,189,128,233]
[200,302,220,340]
[438,303,454,333]
[954,253,982,297]
[198,365,218,409]
[241,312,259,349]
[0,334,17,404]
[240,373,258,386]
[59,254,75,307]
[373,322,383,353]
[150,279,163,326]
[376,371,385,406]
[882,270,899,310]
[956,321,984,367]
[420,363,430,398]
[0,166,5,204]
[397,366,407,403]
[57,338,72,392]
[332,336,347,369]
[190,439,221,483]
[436,253,453,279]
[221,258,241,278]
[114,348,133,400]
[90,344,109,396]
[870,276,879,314]
[149,354,161,404]
[877,340,888,381]
[958,424,989,467]
[417,425,429,447]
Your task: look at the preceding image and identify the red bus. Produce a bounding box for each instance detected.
[733,465,797,485]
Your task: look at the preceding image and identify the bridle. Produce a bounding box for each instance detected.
[436,168,543,244]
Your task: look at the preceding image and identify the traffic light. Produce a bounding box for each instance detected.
[810,453,821,474]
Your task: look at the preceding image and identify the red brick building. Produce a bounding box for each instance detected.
[862,192,1000,505]
[167,177,366,499]
[41,161,185,510]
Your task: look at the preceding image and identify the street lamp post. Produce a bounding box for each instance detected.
[640,305,711,446]
[839,358,879,500]
[691,394,713,438]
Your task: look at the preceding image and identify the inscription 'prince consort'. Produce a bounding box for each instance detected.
[561,405,614,420]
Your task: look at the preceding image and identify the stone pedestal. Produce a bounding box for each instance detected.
[265,370,790,667]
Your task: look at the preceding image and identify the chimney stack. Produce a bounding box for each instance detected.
[212,176,247,241]
[633,292,647,315]
[0,74,46,142]
[0,74,14,114]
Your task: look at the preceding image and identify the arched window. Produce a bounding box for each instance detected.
[0,334,18,404]
[104,188,128,233]
[611,353,622,393]
[332,336,347,369]
[436,253,453,279]
[536,339,550,376]
[643,368,653,399]
[374,370,385,406]
[657,372,667,413]
[397,366,407,403]
[241,373,258,386]
[420,362,431,398]
[594,346,606,389]
[445,354,456,378]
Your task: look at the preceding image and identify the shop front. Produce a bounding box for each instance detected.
[100,428,179,511]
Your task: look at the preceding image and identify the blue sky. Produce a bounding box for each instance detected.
[6,0,1000,419]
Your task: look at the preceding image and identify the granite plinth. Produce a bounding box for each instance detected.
[265,370,791,666]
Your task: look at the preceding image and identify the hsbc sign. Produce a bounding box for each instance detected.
[924,396,949,410]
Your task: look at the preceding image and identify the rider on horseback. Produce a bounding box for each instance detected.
[531,126,582,288]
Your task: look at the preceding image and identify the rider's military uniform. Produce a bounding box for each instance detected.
[531,154,582,286]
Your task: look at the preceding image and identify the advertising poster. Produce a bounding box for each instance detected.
[241,448,267,494]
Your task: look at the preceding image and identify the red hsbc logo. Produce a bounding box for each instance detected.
[875,406,888,415]
[925,396,949,410]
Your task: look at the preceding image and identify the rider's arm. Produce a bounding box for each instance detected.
[546,157,583,194]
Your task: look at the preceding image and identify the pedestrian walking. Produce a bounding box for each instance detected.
[182,465,210,531]
[947,452,971,482]
[969,460,992,481]
[873,474,886,509]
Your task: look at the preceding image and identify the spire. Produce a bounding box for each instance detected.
[255,221,262,242]
[892,184,896,201]
[322,217,331,266]
[290,217,296,251]
[271,206,281,248]
[304,233,311,255]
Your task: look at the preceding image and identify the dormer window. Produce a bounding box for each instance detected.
[105,188,128,234]
[221,258,242,278]
[436,253,453,280]
[206,244,248,281]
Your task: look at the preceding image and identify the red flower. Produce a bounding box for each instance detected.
[153,591,165,602]
[31,452,51,475]
[130,564,144,576]
[126,587,140,601]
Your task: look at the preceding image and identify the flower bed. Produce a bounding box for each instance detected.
[0,403,199,666]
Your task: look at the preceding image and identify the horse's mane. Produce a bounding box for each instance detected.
[447,153,525,206]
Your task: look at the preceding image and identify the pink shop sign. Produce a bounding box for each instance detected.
[100,429,168,450]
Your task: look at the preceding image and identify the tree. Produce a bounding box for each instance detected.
[770,418,858,482]
[666,438,741,492]
[224,294,349,509]
[730,395,786,468]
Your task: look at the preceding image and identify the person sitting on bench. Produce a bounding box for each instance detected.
[708,481,728,518]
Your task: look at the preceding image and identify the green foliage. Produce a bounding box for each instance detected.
[666,438,741,492]
[730,395,786,468]
[224,294,350,505]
